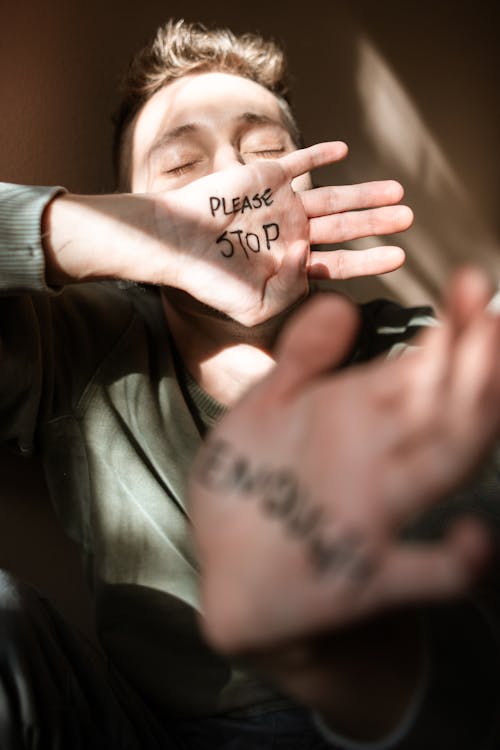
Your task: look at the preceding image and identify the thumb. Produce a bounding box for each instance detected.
[442,266,494,332]
[264,241,309,313]
[271,292,360,398]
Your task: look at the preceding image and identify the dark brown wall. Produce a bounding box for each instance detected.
[1,0,499,627]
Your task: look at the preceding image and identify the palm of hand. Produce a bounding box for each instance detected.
[165,159,310,325]
[153,141,411,325]
[190,273,499,652]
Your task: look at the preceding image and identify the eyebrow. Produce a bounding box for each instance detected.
[238,112,285,128]
[147,113,288,160]
[148,123,200,160]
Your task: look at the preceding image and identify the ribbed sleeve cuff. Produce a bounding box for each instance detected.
[0,182,66,292]
[312,615,430,749]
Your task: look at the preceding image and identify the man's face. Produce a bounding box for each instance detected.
[129,71,310,193]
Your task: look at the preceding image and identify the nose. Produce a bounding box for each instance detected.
[212,146,245,172]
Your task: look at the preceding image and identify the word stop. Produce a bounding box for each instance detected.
[216,223,280,259]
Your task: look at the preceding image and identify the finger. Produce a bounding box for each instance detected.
[299,181,404,217]
[376,315,452,435]
[374,519,491,609]
[448,307,500,425]
[403,268,498,439]
[271,294,360,398]
[265,241,309,313]
[279,142,348,181]
[441,266,495,333]
[309,205,414,245]
[381,323,500,515]
[401,287,500,468]
[308,246,405,280]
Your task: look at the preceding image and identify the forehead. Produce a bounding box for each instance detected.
[130,72,287,165]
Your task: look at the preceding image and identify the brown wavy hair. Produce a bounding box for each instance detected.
[113,19,301,188]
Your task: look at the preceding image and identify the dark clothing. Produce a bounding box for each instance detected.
[0,570,333,749]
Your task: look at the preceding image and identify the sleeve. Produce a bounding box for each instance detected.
[0,182,134,455]
[394,447,500,748]
[393,596,500,749]
[0,182,65,292]
[313,595,500,749]
[0,183,64,453]
[313,617,431,749]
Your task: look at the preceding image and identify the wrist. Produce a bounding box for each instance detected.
[42,191,175,286]
[43,192,118,285]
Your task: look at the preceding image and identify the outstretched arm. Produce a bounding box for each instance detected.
[43,142,410,325]
[188,267,500,743]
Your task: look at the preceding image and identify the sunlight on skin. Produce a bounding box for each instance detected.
[119,71,411,406]
[127,73,323,405]
[130,72,312,194]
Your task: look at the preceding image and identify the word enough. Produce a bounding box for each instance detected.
[196,438,373,580]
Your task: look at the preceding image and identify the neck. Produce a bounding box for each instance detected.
[161,288,299,406]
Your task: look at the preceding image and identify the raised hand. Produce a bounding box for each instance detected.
[162,141,410,324]
[45,142,411,326]
[188,267,500,653]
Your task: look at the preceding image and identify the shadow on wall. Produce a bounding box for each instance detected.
[330,35,500,308]
[293,1,500,308]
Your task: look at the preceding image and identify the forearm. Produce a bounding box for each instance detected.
[43,191,180,287]
[0,183,130,291]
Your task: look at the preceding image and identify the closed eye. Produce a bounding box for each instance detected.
[248,148,286,158]
[165,161,199,176]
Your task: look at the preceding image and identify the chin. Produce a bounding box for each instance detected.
[161,286,306,343]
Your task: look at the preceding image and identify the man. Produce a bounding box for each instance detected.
[0,17,498,749]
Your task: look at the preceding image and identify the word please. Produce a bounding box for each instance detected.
[217,223,279,259]
[209,187,273,217]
